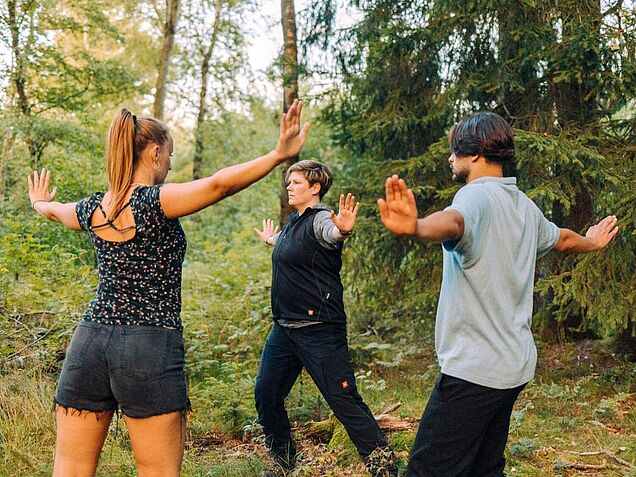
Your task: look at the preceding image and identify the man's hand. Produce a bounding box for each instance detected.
[330,193,361,234]
[377,175,418,235]
[585,215,619,250]
[555,215,619,253]
[254,218,279,244]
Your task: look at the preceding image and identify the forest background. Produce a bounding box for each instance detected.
[1,0,635,475]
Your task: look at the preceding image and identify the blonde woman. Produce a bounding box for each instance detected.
[27,100,309,477]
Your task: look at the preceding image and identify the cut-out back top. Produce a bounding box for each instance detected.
[75,185,187,330]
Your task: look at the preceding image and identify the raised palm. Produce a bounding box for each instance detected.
[275,99,310,160]
[254,218,279,243]
[585,215,619,250]
[377,175,418,235]
[27,169,57,206]
[330,193,361,234]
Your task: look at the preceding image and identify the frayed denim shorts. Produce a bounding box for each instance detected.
[55,321,190,418]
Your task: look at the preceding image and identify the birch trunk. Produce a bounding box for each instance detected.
[153,0,180,120]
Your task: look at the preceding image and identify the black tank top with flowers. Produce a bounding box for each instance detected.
[75,185,186,330]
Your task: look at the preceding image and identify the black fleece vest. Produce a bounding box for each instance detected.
[271,208,346,323]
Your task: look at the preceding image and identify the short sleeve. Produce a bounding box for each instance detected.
[442,186,491,267]
[134,185,168,223]
[75,194,99,231]
[533,202,560,258]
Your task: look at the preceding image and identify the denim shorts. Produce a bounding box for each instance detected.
[55,321,190,418]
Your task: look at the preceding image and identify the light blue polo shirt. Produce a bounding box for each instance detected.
[436,176,560,389]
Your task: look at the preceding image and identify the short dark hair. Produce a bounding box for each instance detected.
[286,160,333,199]
[449,112,515,163]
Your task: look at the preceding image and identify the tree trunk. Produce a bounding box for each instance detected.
[192,0,222,180]
[7,0,29,118]
[279,0,299,225]
[153,0,180,120]
[7,0,37,166]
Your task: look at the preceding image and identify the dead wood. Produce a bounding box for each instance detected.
[567,450,635,469]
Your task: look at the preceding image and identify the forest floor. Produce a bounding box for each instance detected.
[1,180,634,476]
[2,319,635,477]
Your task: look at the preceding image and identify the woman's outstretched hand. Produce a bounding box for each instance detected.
[275,99,311,161]
[254,218,280,244]
[27,169,57,207]
[25,168,81,230]
[377,175,418,235]
[330,193,361,234]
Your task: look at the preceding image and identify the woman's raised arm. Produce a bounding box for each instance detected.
[160,99,310,219]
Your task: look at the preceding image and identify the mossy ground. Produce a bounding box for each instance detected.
[2,334,634,476]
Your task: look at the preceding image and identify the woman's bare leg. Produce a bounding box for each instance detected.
[124,411,185,477]
[53,407,113,477]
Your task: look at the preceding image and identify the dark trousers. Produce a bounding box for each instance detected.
[407,374,526,477]
[254,321,387,460]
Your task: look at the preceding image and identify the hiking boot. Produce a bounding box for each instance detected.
[260,462,293,477]
[364,446,399,477]
[262,437,296,476]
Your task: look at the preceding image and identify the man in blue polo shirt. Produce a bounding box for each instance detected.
[377,111,619,477]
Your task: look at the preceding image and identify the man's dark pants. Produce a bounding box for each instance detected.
[255,321,387,463]
[407,374,526,477]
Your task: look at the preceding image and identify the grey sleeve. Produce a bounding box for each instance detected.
[313,210,347,249]
[268,231,282,246]
[534,206,560,259]
[443,187,491,267]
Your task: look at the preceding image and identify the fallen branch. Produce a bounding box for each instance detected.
[305,402,417,439]
[588,419,622,434]
[558,461,609,471]
[374,402,417,432]
[375,414,417,432]
[376,402,402,417]
[305,416,336,441]
[567,450,635,469]
[6,327,54,361]
[10,315,39,339]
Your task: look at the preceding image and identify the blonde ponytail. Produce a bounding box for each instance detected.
[106,109,136,221]
[105,108,170,221]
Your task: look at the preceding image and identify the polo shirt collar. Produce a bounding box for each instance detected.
[469,176,517,186]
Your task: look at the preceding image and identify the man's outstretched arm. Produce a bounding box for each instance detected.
[377,175,464,243]
[554,215,619,253]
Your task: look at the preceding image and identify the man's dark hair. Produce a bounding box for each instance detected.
[449,112,515,163]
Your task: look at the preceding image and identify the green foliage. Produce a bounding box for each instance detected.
[0,213,95,313]
[194,361,257,438]
[1,2,635,473]
[0,369,57,476]
[509,437,541,457]
[0,0,138,113]
[302,0,636,341]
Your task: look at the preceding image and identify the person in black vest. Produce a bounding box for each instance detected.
[253,160,397,477]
